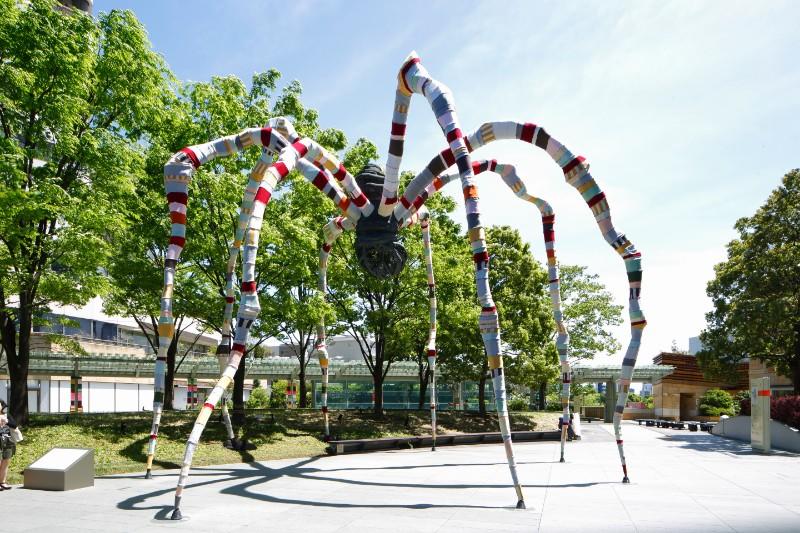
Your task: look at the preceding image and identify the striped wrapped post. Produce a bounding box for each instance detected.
[404,160,573,460]
[168,140,302,520]
[396,120,645,483]
[418,208,438,450]
[389,52,525,508]
[314,215,356,439]
[147,125,290,480]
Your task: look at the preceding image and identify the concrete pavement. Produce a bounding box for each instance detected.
[2,422,799,532]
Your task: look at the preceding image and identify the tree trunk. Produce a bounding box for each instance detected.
[7,294,32,424]
[233,356,246,425]
[373,337,385,416]
[299,364,307,408]
[373,372,384,414]
[792,322,800,394]
[164,336,178,410]
[478,358,488,416]
[418,364,430,409]
[538,381,547,411]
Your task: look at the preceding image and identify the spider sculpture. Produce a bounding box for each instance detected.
[148,52,645,520]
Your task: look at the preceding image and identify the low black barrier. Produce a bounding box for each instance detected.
[326,430,561,455]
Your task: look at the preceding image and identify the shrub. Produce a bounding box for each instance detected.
[699,388,735,416]
[734,390,750,415]
[269,379,287,408]
[245,386,270,409]
[772,395,800,429]
[507,395,529,412]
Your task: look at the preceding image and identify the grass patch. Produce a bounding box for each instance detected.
[7,409,559,484]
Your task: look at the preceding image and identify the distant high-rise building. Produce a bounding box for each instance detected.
[688,336,704,355]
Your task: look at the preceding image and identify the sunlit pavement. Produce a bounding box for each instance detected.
[3,421,799,532]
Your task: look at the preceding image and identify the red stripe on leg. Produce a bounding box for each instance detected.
[440,148,455,167]
[334,164,347,181]
[260,127,272,148]
[312,172,328,190]
[520,123,536,143]
[291,141,308,158]
[179,147,200,168]
[166,192,188,205]
[273,162,290,179]
[254,187,272,204]
[562,156,586,175]
[446,128,463,143]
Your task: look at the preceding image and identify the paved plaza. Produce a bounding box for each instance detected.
[3,422,799,532]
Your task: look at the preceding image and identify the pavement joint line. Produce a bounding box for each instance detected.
[633,427,739,532]
[662,427,800,520]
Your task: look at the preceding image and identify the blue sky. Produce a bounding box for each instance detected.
[98,0,799,364]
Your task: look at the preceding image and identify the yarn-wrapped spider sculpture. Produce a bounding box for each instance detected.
[147,52,646,520]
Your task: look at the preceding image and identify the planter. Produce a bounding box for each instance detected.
[712,415,800,453]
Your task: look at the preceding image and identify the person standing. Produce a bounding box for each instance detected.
[0,400,19,490]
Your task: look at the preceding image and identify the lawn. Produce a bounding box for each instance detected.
[8,409,560,484]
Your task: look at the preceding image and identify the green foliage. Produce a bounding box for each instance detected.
[627,392,643,403]
[571,383,603,408]
[269,380,288,408]
[558,265,623,361]
[441,226,553,386]
[643,396,654,409]
[698,170,800,392]
[328,171,467,412]
[0,0,172,422]
[507,394,529,412]
[245,386,270,409]
[699,388,735,416]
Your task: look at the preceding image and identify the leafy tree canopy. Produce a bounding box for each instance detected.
[698,170,800,392]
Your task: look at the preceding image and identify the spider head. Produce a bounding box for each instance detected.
[354,164,407,278]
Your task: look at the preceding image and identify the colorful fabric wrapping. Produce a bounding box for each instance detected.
[314,215,355,438]
[394,118,645,482]
[401,160,574,460]
[386,52,525,507]
[159,119,377,515]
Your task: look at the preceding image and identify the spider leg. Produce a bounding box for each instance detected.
[168,138,302,519]
[402,161,574,460]
[397,119,645,484]
[387,52,525,509]
[405,207,438,450]
[148,126,287,479]
[313,215,356,440]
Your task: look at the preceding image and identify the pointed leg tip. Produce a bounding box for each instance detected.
[431,446,436,452]
[516,500,526,510]
[170,508,183,520]
[559,457,565,463]
[144,470,152,480]
[622,476,630,484]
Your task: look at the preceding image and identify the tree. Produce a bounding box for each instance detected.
[698,170,800,393]
[382,175,466,408]
[557,264,623,361]
[329,172,471,415]
[0,1,171,423]
[440,226,553,415]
